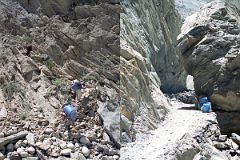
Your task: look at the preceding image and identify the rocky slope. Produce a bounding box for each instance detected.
[0,0,120,159]
[177,0,240,134]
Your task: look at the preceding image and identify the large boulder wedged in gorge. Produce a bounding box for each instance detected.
[177,0,240,112]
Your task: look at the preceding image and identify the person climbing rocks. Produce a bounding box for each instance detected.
[71,79,82,102]
[25,44,32,57]
[62,102,77,140]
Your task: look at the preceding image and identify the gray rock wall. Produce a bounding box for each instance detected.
[121,0,187,94]
[120,42,169,142]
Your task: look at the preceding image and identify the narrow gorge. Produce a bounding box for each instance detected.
[120,0,240,159]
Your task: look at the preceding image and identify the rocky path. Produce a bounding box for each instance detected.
[120,99,216,160]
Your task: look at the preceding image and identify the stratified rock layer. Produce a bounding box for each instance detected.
[0,0,120,159]
[121,0,186,94]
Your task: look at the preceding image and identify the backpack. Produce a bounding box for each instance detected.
[71,82,81,90]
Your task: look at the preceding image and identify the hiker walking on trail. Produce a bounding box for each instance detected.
[71,79,82,102]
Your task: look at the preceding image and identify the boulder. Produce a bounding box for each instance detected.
[216,111,240,135]
[6,143,14,152]
[199,144,229,160]
[0,131,28,148]
[177,0,240,112]
[8,151,21,160]
[20,58,40,82]
[175,135,200,160]
[27,147,36,155]
[60,149,72,156]
[97,86,120,148]
[46,45,64,66]
[231,133,240,146]
[82,146,90,157]
[79,137,91,146]
[71,152,86,160]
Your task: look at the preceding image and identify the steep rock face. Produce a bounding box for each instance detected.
[121,0,186,94]
[120,41,169,142]
[177,0,240,112]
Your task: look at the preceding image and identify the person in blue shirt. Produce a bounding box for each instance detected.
[71,79,82,102]
[62,102,77,140]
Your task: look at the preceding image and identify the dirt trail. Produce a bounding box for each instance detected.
[120,99,216,160]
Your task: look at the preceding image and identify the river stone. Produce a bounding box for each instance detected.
[15,141,22,149]
[102,132,110,142]
[80,137,91,145]
[20,151,28,158]
[6,144,14,152]
[82,146,90,157]
[16,147,23,153]
[201,144,229,160]
[60,149,72,156]
[231,133,240,146]
[38,143,50,151]
[214,142,230,149]
[26,133,35,145]
[8,151,21,160]
[218,135,227,142]
[44,128,54,134]
[60,142,67,149]
[67,143,75,150]
[27,147,35,155]
[71,152,86,160]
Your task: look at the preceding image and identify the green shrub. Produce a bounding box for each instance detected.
[1,81,19,100]
[82,75,97,82]
[89,89,99,99]
[19,101,31,120]
[52,78,68,94]
[22,35,33,43]
[45,58,55,70]
[19,110,27,120]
